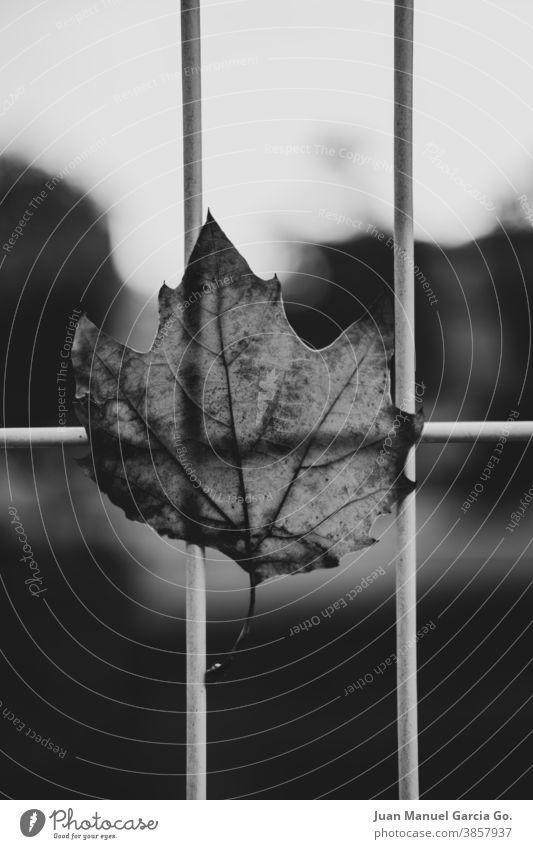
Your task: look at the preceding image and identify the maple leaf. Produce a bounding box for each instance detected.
[73,213,421,582]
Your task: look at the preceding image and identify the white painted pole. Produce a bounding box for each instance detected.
[420,420,530,443]
[394,0,419,800]
[181,0,207,801]
[182,0,203,262]
[185,539,207,801]
[3,422,533,447]
[1,427,89,445]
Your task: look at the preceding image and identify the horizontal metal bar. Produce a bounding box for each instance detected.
[421,421,533,443]
[1,427,88,445]
[1,422,533,448]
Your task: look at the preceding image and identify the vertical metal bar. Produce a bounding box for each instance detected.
[182,0,203,261]
[185,542,207,800]
[393,0,419,800]
[181,0,207,801]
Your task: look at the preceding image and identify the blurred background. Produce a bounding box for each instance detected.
[1,0,533,799]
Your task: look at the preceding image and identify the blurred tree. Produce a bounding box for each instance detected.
[283,225,533,424]
[0,156,123,426]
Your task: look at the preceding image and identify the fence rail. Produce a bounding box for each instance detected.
[394,0,418,798]
[3,422,533,447]
[3,0,526,803]
[181,0,207,802]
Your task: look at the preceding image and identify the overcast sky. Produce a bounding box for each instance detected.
[2,0,533,309]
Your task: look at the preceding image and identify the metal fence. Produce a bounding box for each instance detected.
[2,0,532,801]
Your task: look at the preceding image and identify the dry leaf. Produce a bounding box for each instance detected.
[73,214,420,581]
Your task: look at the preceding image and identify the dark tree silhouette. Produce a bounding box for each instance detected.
[0,156,123,426]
